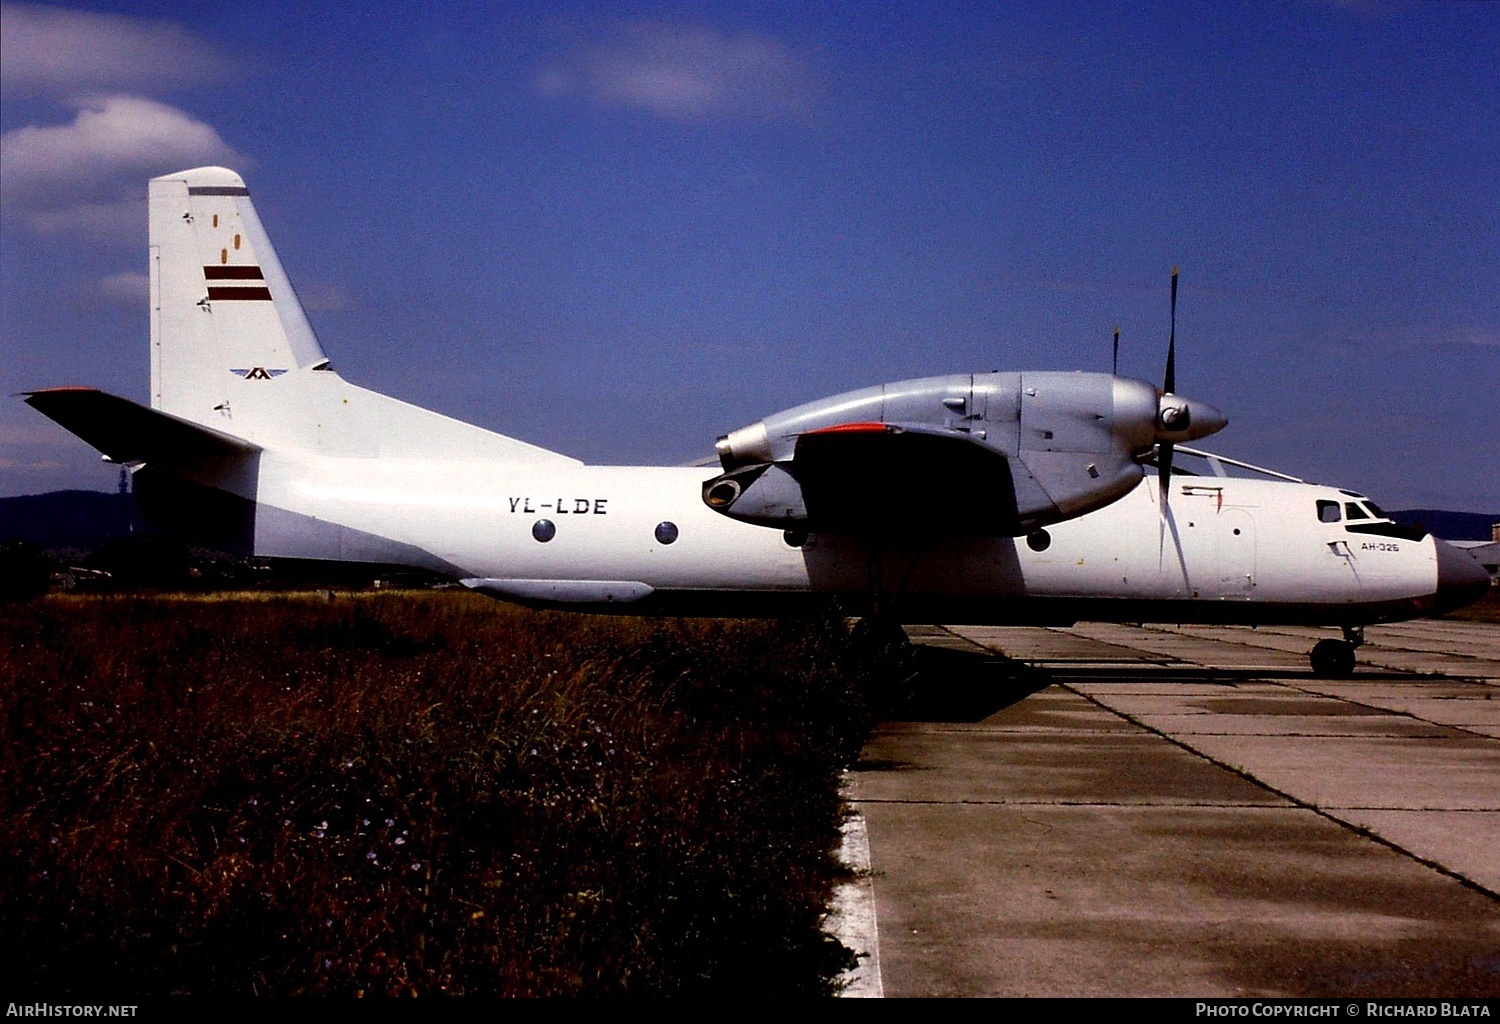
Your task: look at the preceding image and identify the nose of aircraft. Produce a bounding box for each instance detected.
[1432,539,1491,615]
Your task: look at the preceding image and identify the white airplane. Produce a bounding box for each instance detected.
[26,167,1490,677]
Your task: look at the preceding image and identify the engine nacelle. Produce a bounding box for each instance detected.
[704,371,1225,536]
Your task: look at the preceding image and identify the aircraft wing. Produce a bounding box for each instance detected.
[24,387,261,464]
[704,421,1028,535]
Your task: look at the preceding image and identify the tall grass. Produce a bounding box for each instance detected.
[2,592,889,996]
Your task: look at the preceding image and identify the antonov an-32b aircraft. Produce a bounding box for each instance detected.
[26,167,1490,677]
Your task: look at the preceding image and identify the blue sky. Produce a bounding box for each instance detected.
[3,1,1497,510]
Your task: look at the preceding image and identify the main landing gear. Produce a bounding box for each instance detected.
[1309,626,1363,678]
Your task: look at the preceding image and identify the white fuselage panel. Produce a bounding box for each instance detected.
[246,453,1439,611]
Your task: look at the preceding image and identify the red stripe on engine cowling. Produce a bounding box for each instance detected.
[802,422,890,436]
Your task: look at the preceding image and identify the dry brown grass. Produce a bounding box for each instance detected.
[2,591,890,996]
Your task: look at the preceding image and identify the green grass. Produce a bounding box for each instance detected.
[2,591,894,996]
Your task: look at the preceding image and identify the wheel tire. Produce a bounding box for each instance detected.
[1309,638,1356,678]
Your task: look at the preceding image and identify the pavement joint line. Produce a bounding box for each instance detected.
[1036,623,1497,742]
[931,626,997,654]
[915,623,1500,901]
[935,625,1177,670]
[1274,677,1500,741]
[1096,730,1470,738]
[963,619,1500,896]
[854,620,1500,994]
[849,798,1293,808]
[1322,806,1500,812]
[877,726,1467,739]
[1053,627,1500,898]
[1144,623,1500,679]
[1054,674,1500,905]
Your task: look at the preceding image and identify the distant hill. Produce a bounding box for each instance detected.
[1390,509,1499,542]
[0,490,138,552]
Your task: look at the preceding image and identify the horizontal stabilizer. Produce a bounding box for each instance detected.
[25,387,260,464]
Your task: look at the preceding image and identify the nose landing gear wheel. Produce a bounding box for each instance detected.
[1309,638,1356,678]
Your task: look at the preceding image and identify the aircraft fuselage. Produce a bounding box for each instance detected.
[154,448,1465,627]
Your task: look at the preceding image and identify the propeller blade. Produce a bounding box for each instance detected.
[1112,325,1120,376]
[1158,267,1180,566]
[1157,439,1175,568]
[1164,266,1178,395]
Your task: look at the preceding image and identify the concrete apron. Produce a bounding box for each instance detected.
[834,620,1500,998]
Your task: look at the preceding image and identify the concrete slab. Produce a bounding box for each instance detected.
[838,618,1500,997]
[1288,685,1500,735]
[859,724,1284,807]
[1119,712,1462,739]
[1173,733,1500,810]
[854,802,1500,997]
[1344,810,1500,895]
[1146,623,1500,681]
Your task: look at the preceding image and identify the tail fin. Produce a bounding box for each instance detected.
[148,167,574,463]
[149,166,325,416]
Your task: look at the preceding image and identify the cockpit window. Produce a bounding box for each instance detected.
[1317,500,1340,523]
[1363,501,1385,519]
[1345,502,1370,521]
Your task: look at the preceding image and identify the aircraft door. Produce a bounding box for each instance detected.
[1212,509,1256,599]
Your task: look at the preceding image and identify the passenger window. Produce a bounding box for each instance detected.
[1317,500,1340,523]
[1345,502,1370,521]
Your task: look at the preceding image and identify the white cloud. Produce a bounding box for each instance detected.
[0,2,222,93]
[98,271,150,303]
[538,22,817,123]
[2,94,243,201]
[0,7,243,245]
[1,94,245,243]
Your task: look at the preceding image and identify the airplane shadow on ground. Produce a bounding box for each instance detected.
[874,644,1053,724]
[851,644,1415,775]
[872,643,1416,728]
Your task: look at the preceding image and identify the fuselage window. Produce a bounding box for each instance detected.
[1344,502,1370,521]
[1317,500,1340,524]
